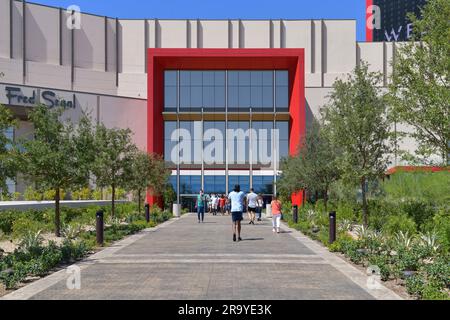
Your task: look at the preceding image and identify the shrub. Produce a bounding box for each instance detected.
[19,230,44,256]
[336,201,357,222]
[401,200,436,231]
[24,186,42,201]
[12,218,47,239]
[422,284,450,300]
[382,213,416,237]
[423,211,450,253]
[0,211,16,234]
[92,189,103,200]
[424,257,450,290]
[368,253,392,281]
[406,274,425,297]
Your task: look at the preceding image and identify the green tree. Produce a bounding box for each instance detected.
[0,104,17,197]
[278,121,340,212]
[127,150,169,214]
[321,63,392,227]
[92,124,137,218]
[389,0,450,165]
[20,105,95,236]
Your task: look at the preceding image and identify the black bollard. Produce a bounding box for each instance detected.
[145,203,150,223]
[293,205,298,224]
[96,210,104,246]
[329,211,336,244]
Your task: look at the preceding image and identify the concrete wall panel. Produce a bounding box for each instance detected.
[74,13,105,70]
[119,20,145,73]
[198,20,228,48]
[25,3,59,65]
[0,0,10,58]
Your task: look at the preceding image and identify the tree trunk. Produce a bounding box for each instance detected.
[111,184,116,218]
[138,189,141,214]
[361,177,368,227]
[55,187,61,237]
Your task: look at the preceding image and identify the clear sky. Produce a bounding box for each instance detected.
[29,0,367,41]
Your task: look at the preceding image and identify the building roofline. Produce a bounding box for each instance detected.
[22,0,357,22]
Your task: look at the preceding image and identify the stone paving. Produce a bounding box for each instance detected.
[2,213,402,300]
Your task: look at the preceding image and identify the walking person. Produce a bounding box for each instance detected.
[228,184,246,242]
[196,189,206,223]
[246,188,258,225]
[271,195,282,233]
[219,195,226,215]
[256,193,264,221]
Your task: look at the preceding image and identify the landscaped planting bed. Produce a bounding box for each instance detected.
[0,203,172,295]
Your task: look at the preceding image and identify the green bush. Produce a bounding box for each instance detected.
[12,218,48,239]
[401,200,436,231]
[423,211,450,253]
[367,253,392,281]
[406,274,425,297]
[0,211,16,234]
[382,213,417,237]
[422,284,450,300]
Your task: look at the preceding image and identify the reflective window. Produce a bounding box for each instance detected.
[228,176,250,194]
[165,70,286,113]
[252,176,274,194]
[179,175,201,195]
[275,71,289,111]
[228,71,274,112]
[276,121,289,162]
[179,71,225,112]
[203,122,226,167]
[164,71,177,112]
[164,122,177,165]
[204,175,226,194]
[228,121,250,166]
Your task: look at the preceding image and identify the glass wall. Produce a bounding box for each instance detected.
[164,70,288,112]
[164,121,289,167]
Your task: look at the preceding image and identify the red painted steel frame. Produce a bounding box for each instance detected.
[147,49,305,206]
[366,0,374,42]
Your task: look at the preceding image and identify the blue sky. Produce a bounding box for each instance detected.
[29,0,367,41]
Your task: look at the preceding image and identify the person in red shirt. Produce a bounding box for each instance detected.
[271,195,282,233]
[219,195,226,215]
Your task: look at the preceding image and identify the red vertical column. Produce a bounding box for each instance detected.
[289,54,305,206]
[147,51,164,208]
[366,0,374,42]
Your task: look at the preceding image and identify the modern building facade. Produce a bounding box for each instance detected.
[366,0,427,41]
[0,0,418,208]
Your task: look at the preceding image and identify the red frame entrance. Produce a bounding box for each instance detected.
[147,48,305,206]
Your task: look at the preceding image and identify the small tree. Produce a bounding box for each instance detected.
[20,105,95,236]
[279,121,340,212]
[321,63,392,227]
[127,151,169,214]
[389,0,450,165]
[92,124,137,218]
[0,104,17,197]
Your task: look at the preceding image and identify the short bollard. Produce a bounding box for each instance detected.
[96,210,104,246]
[145,204,150,223]
[293,205,298,224]
[329,211,336,244]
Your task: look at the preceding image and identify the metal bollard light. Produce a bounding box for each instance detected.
[145,204,150,223]
[293,205,298,224]
[329,211,336,244]
[96,210,104,246]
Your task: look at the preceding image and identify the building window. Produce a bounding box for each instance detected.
[164,69,288,112]
[252,175,274,195]
[164,71,177,112]
[275,71,289,112]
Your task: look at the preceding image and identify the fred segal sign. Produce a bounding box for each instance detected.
[0,84,75,109]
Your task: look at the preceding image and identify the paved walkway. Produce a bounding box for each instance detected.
[2,213,402,300]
